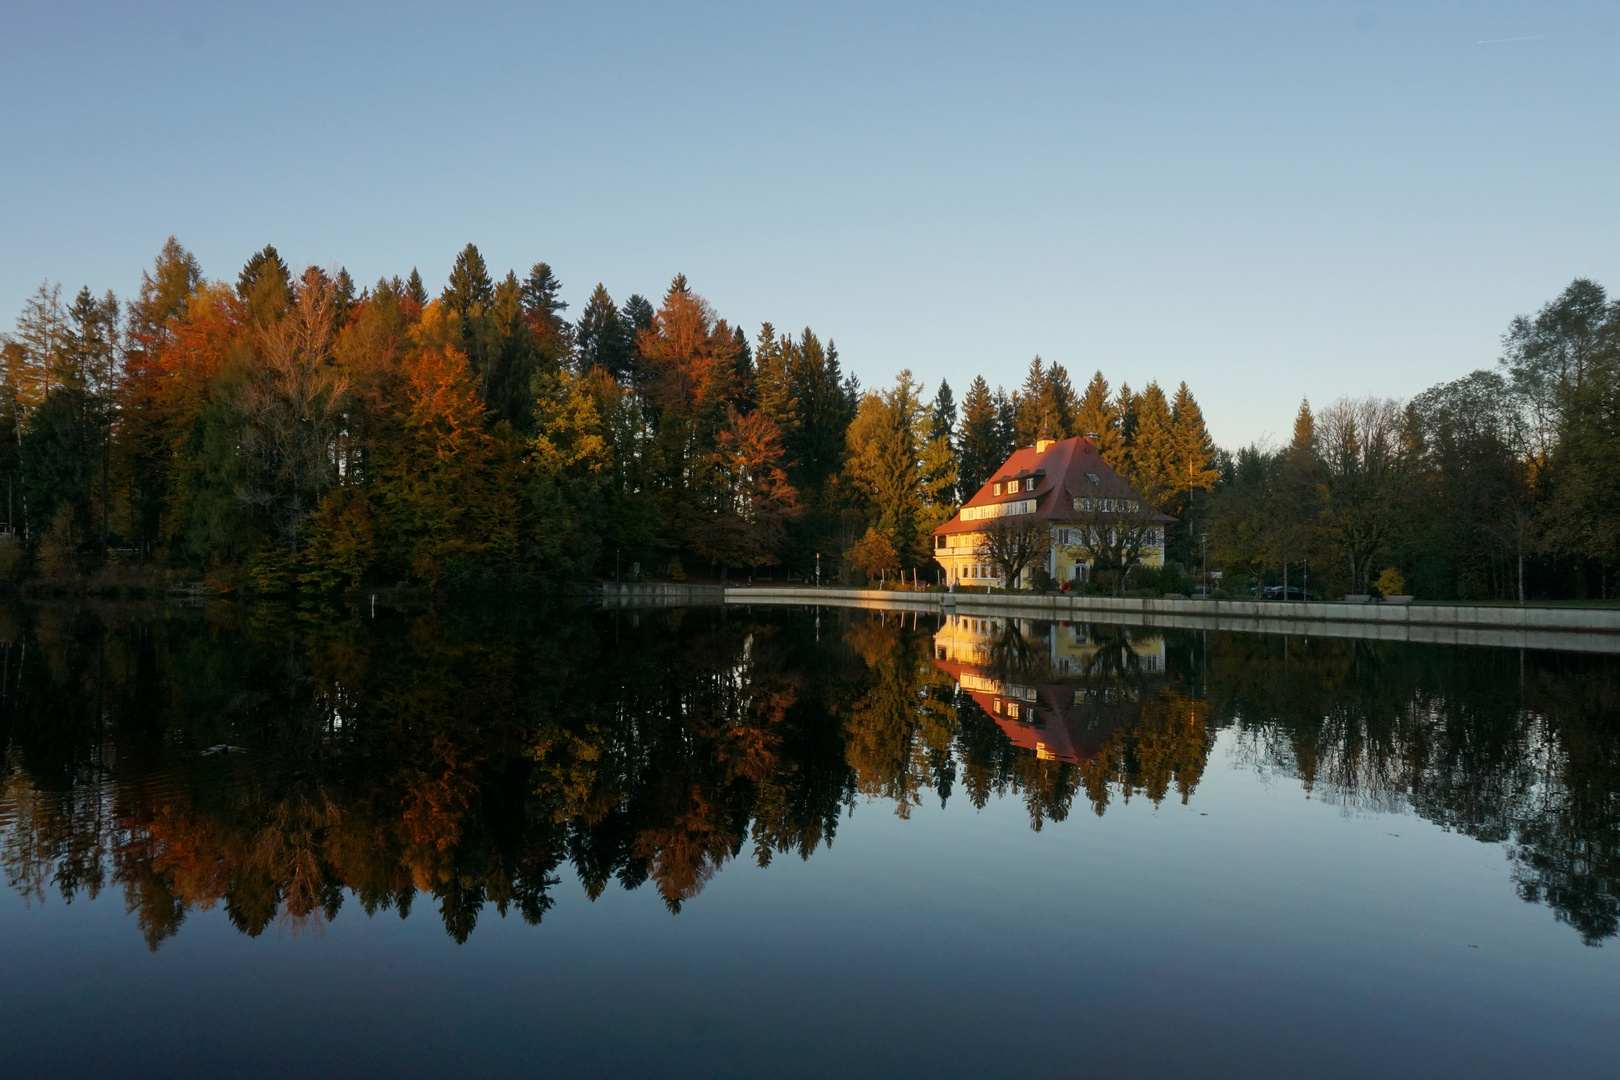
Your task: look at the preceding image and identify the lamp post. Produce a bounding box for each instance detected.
[1199,533,1208,599]
[815,552,821,588]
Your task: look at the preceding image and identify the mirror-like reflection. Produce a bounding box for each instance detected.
[0,602,1615,948]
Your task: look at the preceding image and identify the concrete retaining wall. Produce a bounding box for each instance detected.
[601,582,725,606]
[718,587,1620,653]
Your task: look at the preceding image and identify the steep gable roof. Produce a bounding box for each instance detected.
[933,435,1174,536]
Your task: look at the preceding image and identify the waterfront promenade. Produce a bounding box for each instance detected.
[601,583,1620,654]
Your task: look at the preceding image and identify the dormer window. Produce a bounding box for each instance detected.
[1024,478,1036,492]
[992,482,1002,495]
[1086,472,1100,485]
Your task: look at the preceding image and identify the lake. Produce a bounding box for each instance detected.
[0,600,1615,1078]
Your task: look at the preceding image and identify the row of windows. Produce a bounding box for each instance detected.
[961,499,1036,521]
[1071,497,1140,513]
[991,477,1038,496]
[1054,527,1163,547]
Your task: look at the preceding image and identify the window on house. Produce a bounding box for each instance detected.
[992,482,1001,495]
[1086,472,1100,485]
[1024,478,1035,492]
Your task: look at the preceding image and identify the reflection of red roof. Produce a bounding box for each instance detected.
[933,435,1174,536]
[935,658,1123,765]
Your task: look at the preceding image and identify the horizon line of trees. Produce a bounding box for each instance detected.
[1209,278,1620,601]
[1,239,1612,600]
[0,238,1223,594]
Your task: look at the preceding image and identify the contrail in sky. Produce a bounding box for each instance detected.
[1475,31,1584,45]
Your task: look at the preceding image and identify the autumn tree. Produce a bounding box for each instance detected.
[845,526,900,582]
[239,267,352,572]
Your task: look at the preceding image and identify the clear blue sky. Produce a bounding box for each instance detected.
[3,1,1616,447]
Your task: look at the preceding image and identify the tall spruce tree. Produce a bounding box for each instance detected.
[1075,369,1125,466]
[442,243,494,317]
[237,245,295,327]
[992,386,1017,461]
[752,323,797,436]
[576,284,629,379]
[786,328,853,496]
[404,268,428,306]
[1169,382,1219,506]
[1128,381,1176,502]
[929,380,959,503]
[956,376,1001,497]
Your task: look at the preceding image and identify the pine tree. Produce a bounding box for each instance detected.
[956,376,1001,497]
[442,243,493,317]
[522,262,571,371]
[620,293,655,389]
[333,268,357,332]
[1128,381,1176,503]
[752,323,797,436]
[1075,370,1124,465]
[1015,356,1046,446]
[237,245,294,327]
[576,284,629,380]
[930,380,956,443]
[483,271,537,429]
[992,386,1017,462]
[928,380,959,504]
[786,328,853,495]
[1169,382,1220,499]
[405,268,428,307]
[1114,382,1138,472]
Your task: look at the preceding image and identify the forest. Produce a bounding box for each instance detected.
[2,237,1616,601]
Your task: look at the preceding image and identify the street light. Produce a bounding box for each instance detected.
[1199,533,1208,599]
[815,552,821,588]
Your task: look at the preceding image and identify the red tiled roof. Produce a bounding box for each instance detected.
[933,657,1125,765]
[933,435,1175,536]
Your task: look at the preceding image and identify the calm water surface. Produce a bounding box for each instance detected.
[0,601,1616,1078]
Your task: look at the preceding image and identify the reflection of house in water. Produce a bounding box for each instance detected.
[933,615,1167,765]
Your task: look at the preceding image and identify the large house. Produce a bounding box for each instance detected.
[931,432,1175,588]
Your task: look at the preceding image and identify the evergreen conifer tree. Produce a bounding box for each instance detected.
[442,244,493,316]
[237,245,294,327]
[1015,356,1046,445]
[993,386,1017,461]
[1075,370,1125,466]
[1128,382,1176,502]
[1170,382,1220,499]
[1115,382,1138,471]
[576,284,629,380]
[405,269,428,307]
[752,323,797,436]
[930,380,956,443]
[956,376,1001,497]
[333,268,357,331]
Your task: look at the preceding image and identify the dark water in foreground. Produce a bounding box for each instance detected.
[0,601,1616,1078]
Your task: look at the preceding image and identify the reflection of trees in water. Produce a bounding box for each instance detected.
[1209,635,1620,946]
[0,602,859,944]
[0,605,1615,947]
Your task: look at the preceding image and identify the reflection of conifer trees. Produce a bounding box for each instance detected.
[1,602,1616,947]
[841,614,958,817]
[1206,635,1620,945]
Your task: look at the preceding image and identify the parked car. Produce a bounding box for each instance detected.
[1262,585,1311,600]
